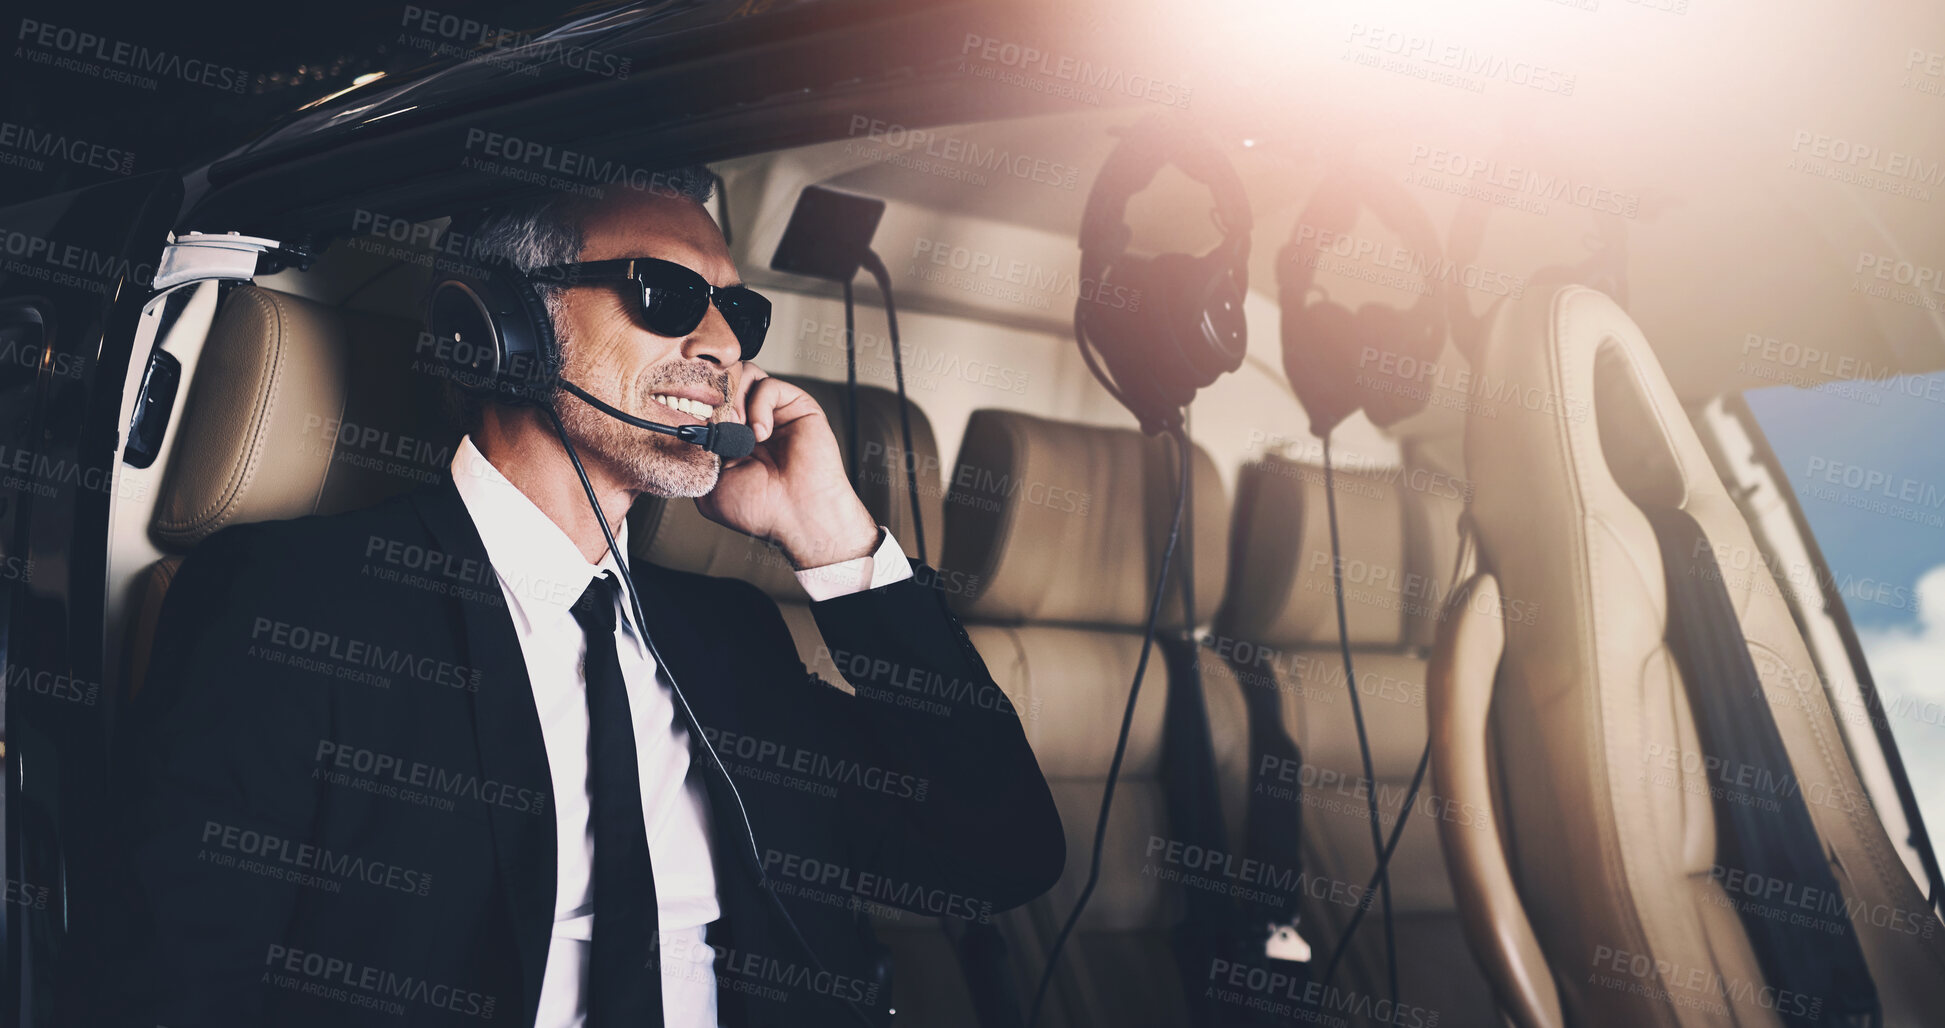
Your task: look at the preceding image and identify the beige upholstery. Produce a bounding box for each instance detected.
[944,410,1226,629]
[938,409,1246,1028]
[125,285,457,695]
[1446,285,1945,1026]
[1209,455,1497,1026]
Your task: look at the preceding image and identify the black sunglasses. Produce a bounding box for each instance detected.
[528,258,771,361]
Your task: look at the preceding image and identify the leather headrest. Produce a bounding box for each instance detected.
[1217,454,1466,650]
[152,285,455,551]
[941,409,1228,628]
[631,376,944,599]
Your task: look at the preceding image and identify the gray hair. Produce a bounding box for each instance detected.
[438,164,717,433]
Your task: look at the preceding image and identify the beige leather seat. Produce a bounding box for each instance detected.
[1207,455,1497,1026]
[938,409,1245,1028]
[627,378,973,1022]
[1430,285,1945,1026]
[124,284,458,695]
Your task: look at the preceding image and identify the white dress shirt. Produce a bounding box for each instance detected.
[448,436,911,1027]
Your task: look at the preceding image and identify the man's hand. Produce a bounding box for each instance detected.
[695,365,879,569]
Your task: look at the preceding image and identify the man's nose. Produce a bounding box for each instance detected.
[684,301,743,366]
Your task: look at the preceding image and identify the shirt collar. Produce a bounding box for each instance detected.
[450,434,640,637]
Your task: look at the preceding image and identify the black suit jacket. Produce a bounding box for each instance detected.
[88,474,1064,1027]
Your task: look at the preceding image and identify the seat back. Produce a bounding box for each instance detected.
[1447,284,1945,1026]
[124,284,456,694]
[1209,454,1496,1026]
[939,409,1244,1028]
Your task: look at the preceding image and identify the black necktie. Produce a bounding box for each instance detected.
[570,572,664,1028]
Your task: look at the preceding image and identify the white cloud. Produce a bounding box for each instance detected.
[1856,564,1945,860]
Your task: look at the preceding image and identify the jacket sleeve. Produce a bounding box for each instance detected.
[737,562,1065,916]
[90,523,330,1027]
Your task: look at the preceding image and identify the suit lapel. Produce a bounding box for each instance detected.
[626,562,762,882]
[410,475,557,1028]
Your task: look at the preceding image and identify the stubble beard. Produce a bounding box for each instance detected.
[554,352,727,499]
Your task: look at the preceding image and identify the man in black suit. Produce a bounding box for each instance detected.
[91,168,1064,1027]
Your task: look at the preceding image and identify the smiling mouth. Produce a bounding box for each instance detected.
[649,393,717,422]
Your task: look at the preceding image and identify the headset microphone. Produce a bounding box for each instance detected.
[557,380,756,458]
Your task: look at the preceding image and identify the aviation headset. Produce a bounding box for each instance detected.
[1032,118,1255,1027]
[1075,114,1254,435]
[424,254,565,408]
[1277,169,1446,436]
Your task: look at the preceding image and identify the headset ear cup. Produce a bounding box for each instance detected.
[1355,303,1443,428]
[489,266,558,406]
[1354,305,1412,426]
[1078,256,1154,384]
[426,277,492,380]
[1151,250,1246,389]
[1283,299,1363,436]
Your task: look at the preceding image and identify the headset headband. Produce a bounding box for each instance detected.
[1078,116,1253,279]
[1281,167,1443,321]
